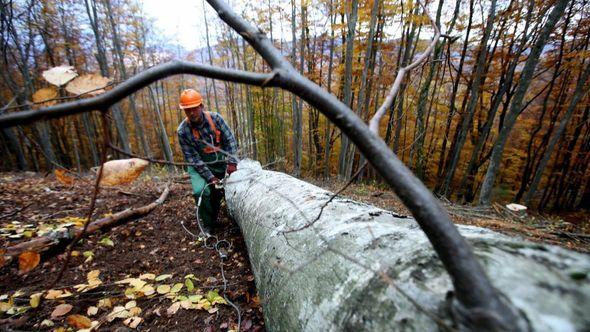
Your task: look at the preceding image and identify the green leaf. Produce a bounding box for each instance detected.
[170,283,183,293]
[99,237,114,247]
[185,279,194,292]
[155,274,173,281]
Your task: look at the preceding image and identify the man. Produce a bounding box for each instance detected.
[177,89,238,235]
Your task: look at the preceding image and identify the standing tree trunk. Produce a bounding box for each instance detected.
[524,62,590,205]
[337,0,359,180]
[440,0,497,196]
[479,0,569,205]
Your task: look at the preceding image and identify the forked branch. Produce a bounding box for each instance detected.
[0,1,527,329]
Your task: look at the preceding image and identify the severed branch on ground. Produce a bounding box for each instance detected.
[0,184,170,268]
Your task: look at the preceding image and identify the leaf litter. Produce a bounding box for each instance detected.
[0,173,264,331]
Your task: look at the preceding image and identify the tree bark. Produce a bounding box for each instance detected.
[226,160,589,331]
[478,0,569,205]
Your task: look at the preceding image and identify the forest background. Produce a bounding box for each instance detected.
[1,0,589,212]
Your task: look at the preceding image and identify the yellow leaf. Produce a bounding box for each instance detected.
[87,270,100,281]
[140,284,155,296]
[65,74,111,96]
[18,251,40,274]
[98,159,149,186]
[29,293,42,308]
[129,278,146,290]
[97,298,112,309]
[139,273,156,280]
[170,283,183,293]
[54,169,75,185]
[32,86,58,106]
[66,314,92,329]
[128,306,142,316]
[42,66,78,86]
[45,289,64,300]
[51,303,73,318]
[156,284,171,294]
[40,319,54,327]
[0,301,12,312]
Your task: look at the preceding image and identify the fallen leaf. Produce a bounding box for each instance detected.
[140,284,155,296]
[139,273,156,280]
[29,293,42,308]
[87,306,98,316]
[83,251,94,263]
[129,306,142,316]
[40,319,54,327]
[54,169,75,185]
[45,289,64,300]
[170,283,183,293]
[67,314,92,329]
[51,303,73,318]
[155,274,173,281]
[97,298,112,309]
[125,301,137,310]
[166,302,181,316]
[108,306,130,321]
[123,316,142,328]
[65,74,111,96]
[18,251,40,274]
[87,270,100,282]
[99,237,114,246]
[185,279,194,292]
[156,284,171,294]
[42,66,78,86]
[180,300,194,309]
[98,158,149,186]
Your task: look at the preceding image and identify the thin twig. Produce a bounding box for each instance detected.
[50,111,109,288]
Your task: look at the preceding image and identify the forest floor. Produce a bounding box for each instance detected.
[311,178,590,253]
[0,172,264,331]
[0,171,588,331]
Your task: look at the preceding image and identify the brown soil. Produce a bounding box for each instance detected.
[0,172,264,331]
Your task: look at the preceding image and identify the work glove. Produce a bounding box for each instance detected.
[226,163,237,176]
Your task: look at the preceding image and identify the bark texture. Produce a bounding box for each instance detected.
[225,160,590,331]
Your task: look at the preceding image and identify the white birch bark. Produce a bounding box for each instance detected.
[225,160,590,331]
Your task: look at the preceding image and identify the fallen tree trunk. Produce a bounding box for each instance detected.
[1,185,170,266]
[225,161,590,331]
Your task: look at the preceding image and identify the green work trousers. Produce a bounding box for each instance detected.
[188,154,227,228]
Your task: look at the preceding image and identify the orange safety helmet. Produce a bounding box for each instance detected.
[179,89,203,109]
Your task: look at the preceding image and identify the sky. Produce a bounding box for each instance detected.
[142,0,209,51]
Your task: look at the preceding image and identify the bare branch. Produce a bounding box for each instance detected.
[0,0,527,327]
[369,0,441,134]
[0,61,274,128]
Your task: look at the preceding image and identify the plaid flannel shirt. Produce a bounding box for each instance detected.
[177,111,238,182]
